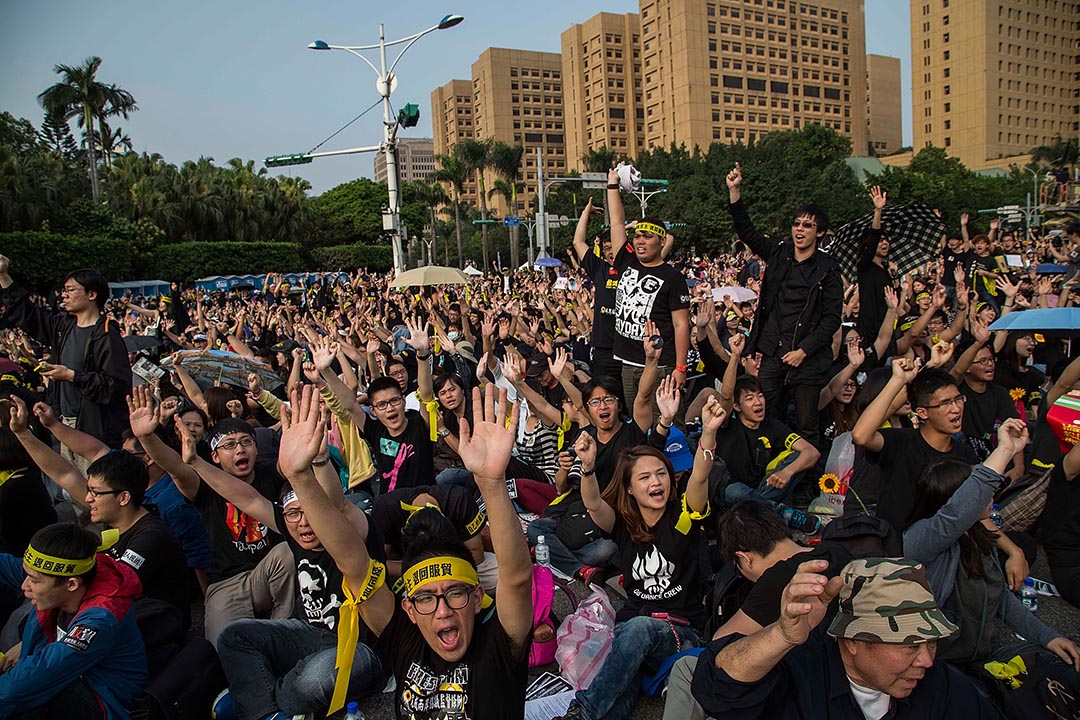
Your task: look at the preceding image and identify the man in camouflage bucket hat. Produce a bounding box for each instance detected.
[691,557,1004,719]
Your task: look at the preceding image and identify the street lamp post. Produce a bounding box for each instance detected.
[309,14,464,275]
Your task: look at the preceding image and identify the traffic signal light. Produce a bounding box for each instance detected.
[265,154,313,168]
[398,103,420,128]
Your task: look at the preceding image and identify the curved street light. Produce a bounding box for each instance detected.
[308,15,464,274]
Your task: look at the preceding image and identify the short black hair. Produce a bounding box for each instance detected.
[581,377,625,414]
[1067,222,1080,237]
[28,523,99,585]
[401,508,474,576]
[733,376,764,405]
[207,417,255,451]
[433,372,465,395]
[86,450,150,506]
[908,367,957,409]
[368,376,404,400]
[717,501,790,564]
[64,269,109,311]
[793,204,830,235]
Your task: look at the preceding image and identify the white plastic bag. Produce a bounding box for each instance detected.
[808,431,856,519]
[555,588,616,689]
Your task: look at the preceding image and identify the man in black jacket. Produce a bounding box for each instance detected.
[0,257,131,464]
[725,163,842,449]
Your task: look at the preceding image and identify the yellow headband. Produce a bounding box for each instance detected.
[635,221,667,238]
[23,528,119,577]
[403,556,478,596]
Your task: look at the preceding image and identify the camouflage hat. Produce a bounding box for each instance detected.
[826,558,958,645]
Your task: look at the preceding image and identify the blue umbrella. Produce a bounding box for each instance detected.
[534,257,563,268]
[989,308,1080,339]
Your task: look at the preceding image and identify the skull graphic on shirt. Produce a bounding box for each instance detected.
[632,546,675,596]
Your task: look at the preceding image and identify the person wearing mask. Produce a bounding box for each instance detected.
[725,164,843,449]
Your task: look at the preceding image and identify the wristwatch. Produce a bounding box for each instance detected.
[439,428,451,437]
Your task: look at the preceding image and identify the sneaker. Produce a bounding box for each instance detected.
[782,507,821,534]
[574,565,606,587]
[211,690,235,720]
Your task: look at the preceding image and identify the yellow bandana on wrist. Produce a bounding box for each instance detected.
[0,467,27,490]
[23,528,120,576]
[422,396,441,442]
[402,556,493,610]
[329,560,387,714]
[635,221,667,238]
[674,494,710,535]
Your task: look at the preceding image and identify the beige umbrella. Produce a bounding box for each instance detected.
[390,265,470,288]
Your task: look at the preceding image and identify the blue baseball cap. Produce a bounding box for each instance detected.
[663,425,695,473]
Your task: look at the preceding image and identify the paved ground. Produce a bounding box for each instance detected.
[189,545,1080,720]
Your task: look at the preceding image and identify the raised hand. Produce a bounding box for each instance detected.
[846,341,866,368]
[573,431,597,473]
[778,560,844,647]
[173,415,198,464]
[725,162,743,190]
[501,348,525,384]
[890,356,920,384]
[883,285,899,311]
[127,386,161,438]
[655,374,681,422]
[995,275,1018,298]
[927,340,955,368]
[311,336,339,370]
[8,396,30,434]
[729,332,746,357]
[642,320,663,363]
[248,372,263,395]
[548,348,570,378]
[458,385,520,481]
[995,417,1029,457]
[278,384,327,478]
[31,401,58,428]
[700,394,728,432]
[971,318,991,345]
[960,212,969,226]
[870,185,887,210]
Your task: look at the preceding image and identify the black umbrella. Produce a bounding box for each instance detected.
[827,204,946,282]
[124,335,164,353]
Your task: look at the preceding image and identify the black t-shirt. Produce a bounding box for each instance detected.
[59,324,95,415]
[108,511,190,616]
[579,249,621,351]
[856,260,894,342]
[194,463,284,584]
[375,602,528,720]
[738,543,852,628]
[612,498,707,629]
[969,253,1000,298]
[870,428,977,532]
[0,468,56,556]
[941,247,972,287]
[587,420,647,491]
[364,410,436,494]
[1042,463,1080,569]
[959,381,1018,460]
[612,257,690,367]
[716,417,803,487]
[993,363,1045,415]
[372,485,485,555]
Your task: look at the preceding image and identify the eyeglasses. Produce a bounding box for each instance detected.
[791,219,818,229]
[587,395,618,408]
[373,396,405,411]
[86,487,121,498]
[972,356,997,366]
[408,585,475,615]
[61,285,84,295]
[282,508,306,523]
[388,368,409,377]
[922,394,967,410]
[215,436,256,452]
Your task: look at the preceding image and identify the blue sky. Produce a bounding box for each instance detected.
[1,0,911,195]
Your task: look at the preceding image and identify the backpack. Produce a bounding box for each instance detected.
[529,564,577,667]
[704,562,754,638]
[820,513,903,558]
[131,638,227,720]
[543,490,604,551]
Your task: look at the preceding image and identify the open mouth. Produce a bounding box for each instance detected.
[597,409,612,423]
[435,626,461,652]
[647,487,666,502]
[298,529,317,543]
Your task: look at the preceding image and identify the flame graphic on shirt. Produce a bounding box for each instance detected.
[632,546,675,595]
[225,502,267,543]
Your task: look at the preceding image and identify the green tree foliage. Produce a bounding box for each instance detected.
[153,242,304,282]
[311,244,394,273]
[0,231,133,289]
[308,177,389,246]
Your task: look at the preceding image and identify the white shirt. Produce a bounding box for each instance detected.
[847,678,890,720]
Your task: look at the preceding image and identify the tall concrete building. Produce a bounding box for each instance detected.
[910,0,1080,170]
[561,12,645,171]
[638,0,868,153]
[471,48,567,214]
[866,53,902,155]
[430,79,478,201]
[374,137,435,185]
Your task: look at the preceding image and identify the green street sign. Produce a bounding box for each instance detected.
[265,153,313,168]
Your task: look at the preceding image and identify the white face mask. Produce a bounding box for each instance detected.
[448,331,460,341]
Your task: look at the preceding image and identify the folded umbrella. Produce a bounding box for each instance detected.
[828,204,946,282]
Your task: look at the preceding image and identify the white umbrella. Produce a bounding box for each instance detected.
[390,266,470,288]
[712,286,758,303]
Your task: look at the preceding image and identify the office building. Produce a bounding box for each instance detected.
[374,137,435,185]
[430,79,478,202]
[910,0,1080,170]
[866,53,903,155]
[638,0,868,153]
[561,12,645,170]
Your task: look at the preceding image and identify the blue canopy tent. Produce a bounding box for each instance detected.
[193,273,349,293]
[109,280,171,299]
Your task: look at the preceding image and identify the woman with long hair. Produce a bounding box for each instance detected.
[903,418,1080,674]
[556,394,726,720]
[994,330,1046,422]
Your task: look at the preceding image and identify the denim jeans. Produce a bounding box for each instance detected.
[575,616,702,720]
[722,450,804,512]
[436,467,476,491]
[217,617,386,720]
[527,517,618,577]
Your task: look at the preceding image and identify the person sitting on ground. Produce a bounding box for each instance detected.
[904,418,1080,676]
[0,523,147,719]
[555,394,725,720]
[691,557,1004,719]
[715,334,822,533]
[201,386,388,720]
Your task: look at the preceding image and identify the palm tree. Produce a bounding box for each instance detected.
[410,181,450,264]
[94,117,132,169]
[433,152,470,267]
[1032,134,1079,175]
[582,146,617,172]
[38,57,137,203]
[489,142,525,268]
[456,138,494,269]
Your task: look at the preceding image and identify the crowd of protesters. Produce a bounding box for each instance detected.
[1,163,1080,720]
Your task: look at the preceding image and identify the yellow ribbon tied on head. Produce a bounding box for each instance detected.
[329,559,386,714]
[674,493,710,535]
[402,555,492,610]
[635,221,667,238]
[23,528,119,577]
[401,499,441,522]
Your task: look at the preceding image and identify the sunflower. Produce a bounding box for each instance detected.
[1009,388,1026,402]
[819,473,842,494]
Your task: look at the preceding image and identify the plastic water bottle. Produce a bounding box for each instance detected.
[343,701,365,720]
[1021,578,1039,612]
[990,504,1003,529]
[535,535,551,567]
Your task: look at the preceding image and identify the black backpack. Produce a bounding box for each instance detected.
[820,513,903,558]
[704,562,754,638]
[131,638,227,720]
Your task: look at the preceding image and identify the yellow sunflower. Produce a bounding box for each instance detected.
[1009,388,1026,402]
[819,473,841,494]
